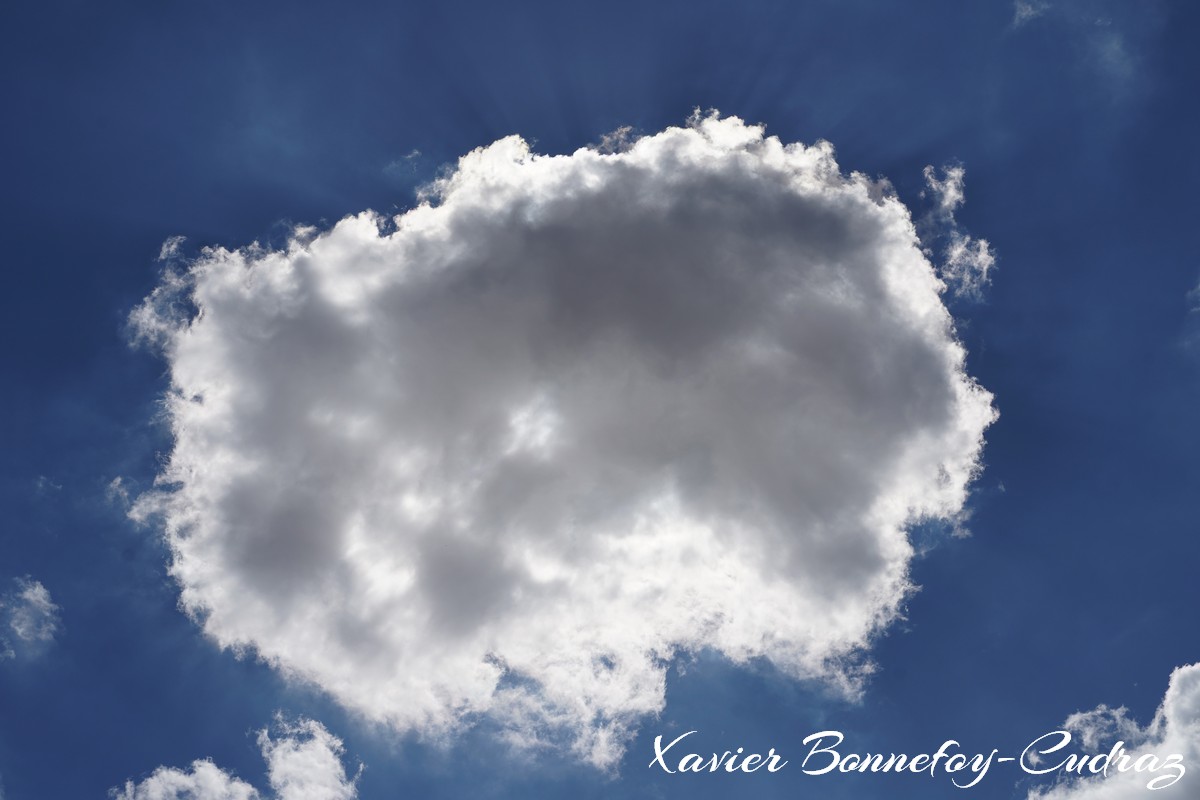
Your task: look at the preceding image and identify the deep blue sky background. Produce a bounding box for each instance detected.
[2,1,1198,798]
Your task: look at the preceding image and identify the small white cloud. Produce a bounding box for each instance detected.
[923,164,967,215]
[259,718,359,800]
[1013,0,1050,27]
[1009,3,1151,93]
[159,236,187,262]
[108,476,133,509]
[1027,664,1200,798]
[111,760,259,800]
[1,577,61,660]
[1061,704,1147,751]
[132,113,996,767]
[34,475,62,494]
[942,234,996,299]
[1090,27,1134,82]
[111,717,359,800]
[383,150,424,179]
[922,164,996,299]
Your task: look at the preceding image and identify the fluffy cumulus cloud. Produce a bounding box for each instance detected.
[1,576,61,660]
[111,717,358,800]
[1027,664,1200,798]
[131,113,996,766]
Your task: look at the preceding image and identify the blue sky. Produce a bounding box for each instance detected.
[2,1,1199,799]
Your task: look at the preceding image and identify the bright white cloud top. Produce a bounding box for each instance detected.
[112,717,358,800]
[1027,663,1200,799]
[131,113,996,766]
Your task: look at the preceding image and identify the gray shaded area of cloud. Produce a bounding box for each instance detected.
[132,113,995,766]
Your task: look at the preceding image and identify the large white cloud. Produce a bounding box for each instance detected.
[1027,664,1200,798]
[111,717,358,800]
[131,113,995,766]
